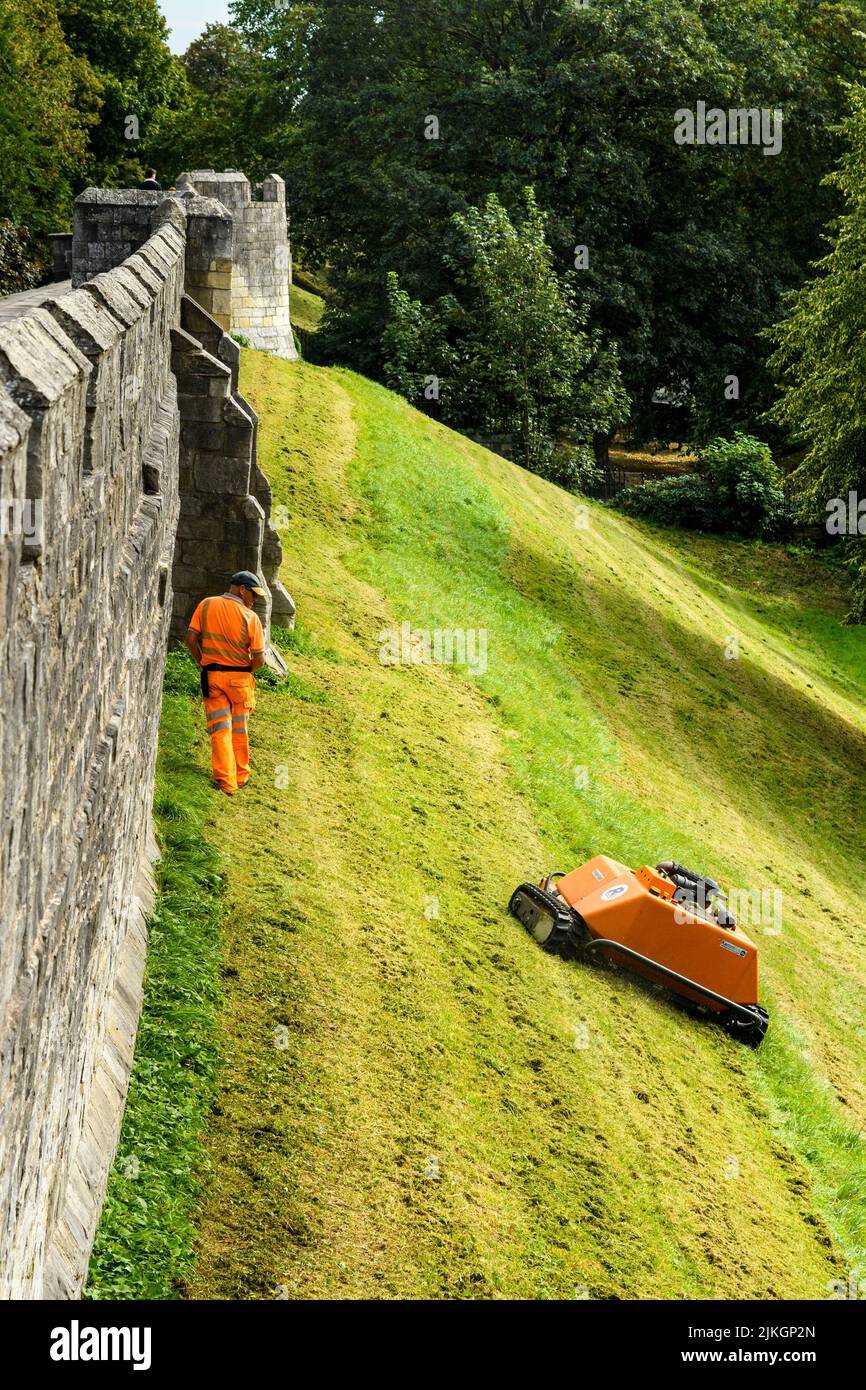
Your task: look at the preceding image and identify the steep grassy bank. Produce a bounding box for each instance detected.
[171,353,866,1298]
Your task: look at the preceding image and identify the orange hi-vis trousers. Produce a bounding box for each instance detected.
[203,669,256,794]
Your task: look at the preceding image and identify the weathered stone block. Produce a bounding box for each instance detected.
[192,455,250,493]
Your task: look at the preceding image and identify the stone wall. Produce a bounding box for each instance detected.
[171,295,295,634]
[70,187,295,638]
[0,174,295,1298]
[0,218,183,1297]
[70,190,162,286]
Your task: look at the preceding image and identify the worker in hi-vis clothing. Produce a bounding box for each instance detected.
[185,571,267,795]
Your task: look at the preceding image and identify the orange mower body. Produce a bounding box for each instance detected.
[508,854,768,1045]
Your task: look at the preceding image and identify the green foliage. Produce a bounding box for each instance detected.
[382,270,452,405]
[0,220,40,295]
[612,433,786,537]
[701,432,787,536]
[613,473,719,531]
[0,0,98,258]
[383,190,628,476]
[249,0,866,435]
[767,85,866,506]
[532,442,603,493]
[184,21,249,94]
[56,0,180,185]
[767,82,866,616]
[148,14,305,183]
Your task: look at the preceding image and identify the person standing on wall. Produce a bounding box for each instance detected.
[185,572,267,795]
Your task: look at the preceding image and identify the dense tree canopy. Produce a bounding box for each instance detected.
[232,0,866,441]
[56,0,181,184]
[768,83,866,614]
[4,0,866,477]
[384,188,628,479]
[0,0,98,255]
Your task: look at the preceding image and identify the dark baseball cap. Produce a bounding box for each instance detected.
[231,570,267,597]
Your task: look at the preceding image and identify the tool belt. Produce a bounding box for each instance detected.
[200,662,253,699]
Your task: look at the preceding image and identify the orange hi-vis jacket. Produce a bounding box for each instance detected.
[189,594,266,794]
[188,593,266,669]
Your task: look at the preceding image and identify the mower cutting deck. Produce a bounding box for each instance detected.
[509,855,768,1045]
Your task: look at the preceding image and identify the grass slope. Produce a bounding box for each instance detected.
[290,280,325,335]
[149,351,866,1300]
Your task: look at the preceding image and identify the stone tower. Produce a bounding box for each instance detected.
[176,170,297,360]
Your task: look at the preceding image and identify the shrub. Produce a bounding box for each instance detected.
[611,433,786,538]
[527,440,602,492]
[700,432,786,536]
[613,474,717,530]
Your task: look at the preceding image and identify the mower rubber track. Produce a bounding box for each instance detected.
[508,881,584,957]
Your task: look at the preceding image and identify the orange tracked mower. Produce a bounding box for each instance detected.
[509,855,768,1045]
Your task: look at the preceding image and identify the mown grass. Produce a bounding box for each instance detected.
[172,355,864,1299]
[343,373,866,1277]
[88,351,866,1299]
[85,653,225,1299]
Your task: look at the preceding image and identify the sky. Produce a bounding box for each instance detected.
[160,1,231,54]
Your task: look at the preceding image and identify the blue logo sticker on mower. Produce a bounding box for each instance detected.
[720,940,747,957]
[600,883,628,901]
[592,868,604,881]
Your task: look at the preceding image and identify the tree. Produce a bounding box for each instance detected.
[56,0,181,185]
[384,190,628,483]
[184,23,250,95]
[383,271,453,407]
[147,13,308,186]
[248,0,866,436]
[767,82,866,615]
[0,0,99,277]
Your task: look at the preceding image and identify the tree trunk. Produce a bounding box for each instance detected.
[593,430,610,471]
[593,430,612,497]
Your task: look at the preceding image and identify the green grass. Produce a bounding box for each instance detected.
[290,281,325,335]
[161,354,864,1300]
[342,373,866,1279]
[90,351,866,1299]
[84,653,225,1299]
